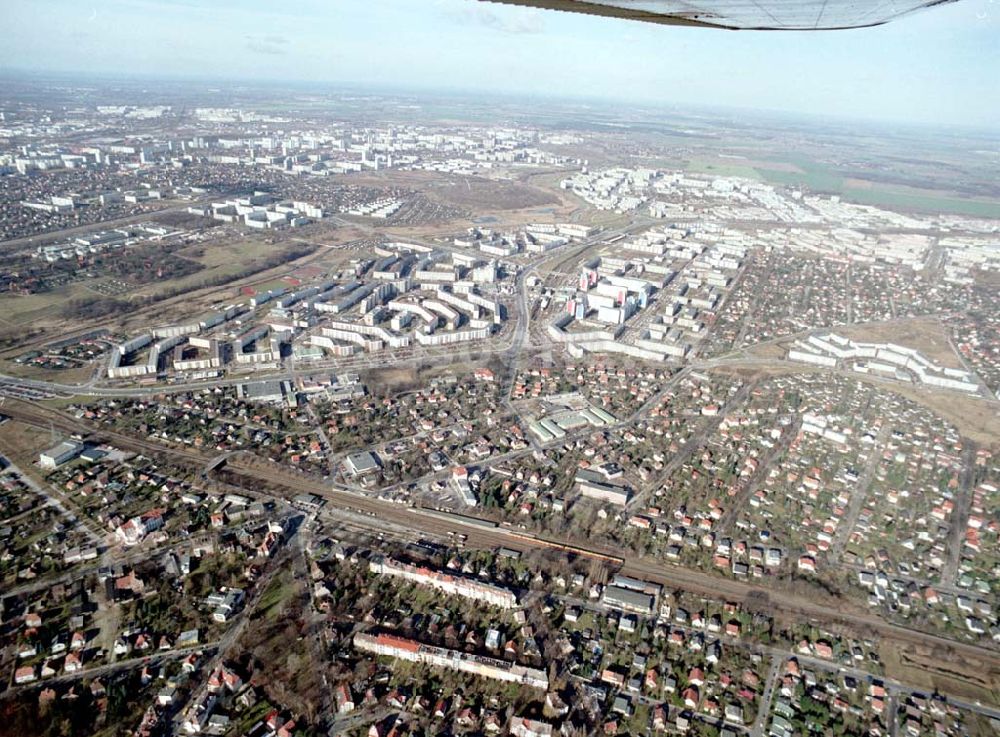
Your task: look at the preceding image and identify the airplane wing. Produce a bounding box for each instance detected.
[481,0,957,30]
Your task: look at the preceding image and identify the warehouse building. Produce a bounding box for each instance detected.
[39,440,84,470]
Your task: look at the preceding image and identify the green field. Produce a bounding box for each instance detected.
[248,277,296,294]
[0,238,312,337]
[685,158,763,180]
[839,188,1000,218]
[689,153,1000,217]
[0,283,94,328]
[133,239,302,298]
[755,155,845,192]
[181,237,278,267]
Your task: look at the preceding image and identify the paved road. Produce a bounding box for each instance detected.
[4,319,996,413]
[4,398,1000,682]
[0,197,216,253]
[828,423,890,563]
[787,647,1000,724]
[1,530,220,600]
[170,520,302,735]
[558,588,1000,726]
[715,413,800,538]
[749,654,781,737]
[887,690,900,737]
[3,641,217,697]
[625,379,754,513]
[0,220,652,400]
[941,442,977,586]
[1,457,105,547]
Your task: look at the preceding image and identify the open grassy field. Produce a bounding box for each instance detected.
[122,242,326,331]
[840,186,1000,218]
[579,208,632,228]
[836,317,965,369]
[0,235,337,365]
[711,359,999,444]
[682,152,1000,218]
[0,283,96,329]
[129,237,288,298]
[0,237,297,335]
[755,154,846,192]
[684,157,764,180]
[751,154,1000,217]
[0,360,96,385]
[178,236,277,267]
[881,641,999,708]
[430,177,557,210]
[375,170,583,239]
[872,381,1000,446]
[0,420,57,460]
[245,277,295,295]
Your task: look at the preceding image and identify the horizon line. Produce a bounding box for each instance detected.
[1,67,997,137]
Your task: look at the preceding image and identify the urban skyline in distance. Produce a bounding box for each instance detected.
[0,3,998,737]
[0,0,998,128]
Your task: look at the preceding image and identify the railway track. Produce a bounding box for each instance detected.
[4,398,1000,679]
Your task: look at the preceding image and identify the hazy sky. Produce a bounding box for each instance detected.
[2,0,998,128]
